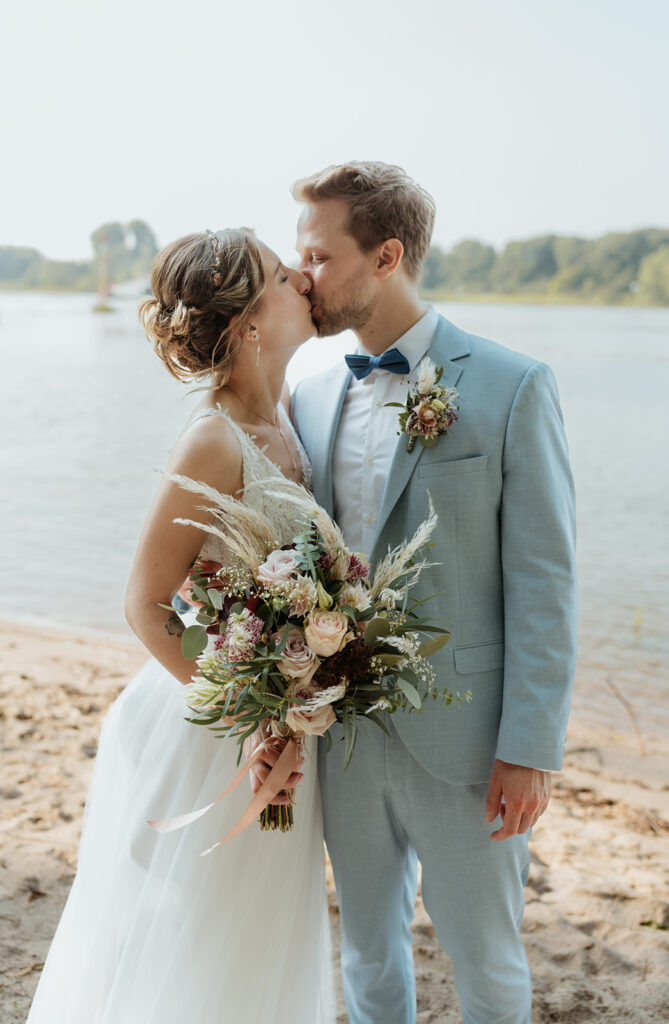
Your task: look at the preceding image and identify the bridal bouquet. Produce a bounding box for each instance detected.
[156,476,469,844]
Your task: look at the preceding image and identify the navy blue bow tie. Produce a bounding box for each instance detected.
[344,348,410,380]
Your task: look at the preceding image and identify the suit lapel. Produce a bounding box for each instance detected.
[370,316,470,553]
[309,362,351,516]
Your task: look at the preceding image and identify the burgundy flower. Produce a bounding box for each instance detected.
[346,554,370,581]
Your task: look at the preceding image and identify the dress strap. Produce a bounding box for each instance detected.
[183,404,258,451]
[181,401,311,490]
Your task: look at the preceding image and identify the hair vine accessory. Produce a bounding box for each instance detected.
[206,229,221,271]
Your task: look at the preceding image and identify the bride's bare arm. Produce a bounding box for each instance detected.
[124,415,243,685]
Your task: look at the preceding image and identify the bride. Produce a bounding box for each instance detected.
[26,229,335,1023]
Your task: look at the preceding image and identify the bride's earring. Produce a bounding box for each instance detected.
[249,327,260,366]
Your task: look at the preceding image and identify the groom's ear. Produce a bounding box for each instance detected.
[374,238,404,279]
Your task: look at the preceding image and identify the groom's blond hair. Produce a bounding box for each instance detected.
[292,161,435,279]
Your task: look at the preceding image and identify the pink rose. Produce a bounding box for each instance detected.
[276,626,320,684]
[257,549,299,590]
[304,609,352,658]
[284,678,336,736]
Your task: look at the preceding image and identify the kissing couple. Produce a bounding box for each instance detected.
[27,161,577,1024]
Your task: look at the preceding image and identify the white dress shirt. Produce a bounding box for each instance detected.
[333,306,439,552]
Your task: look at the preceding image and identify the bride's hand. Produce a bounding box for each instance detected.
[245,723,305,805]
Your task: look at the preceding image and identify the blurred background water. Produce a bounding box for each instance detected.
[1,293,667,734]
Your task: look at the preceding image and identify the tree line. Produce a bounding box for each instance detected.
[0,220,159,292]
[421,228,669,305]
[1,222,669,306]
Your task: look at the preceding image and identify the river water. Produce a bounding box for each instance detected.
[1,293,667,737]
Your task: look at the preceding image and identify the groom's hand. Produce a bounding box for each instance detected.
[245,724,305,806]
[484,759,551,841]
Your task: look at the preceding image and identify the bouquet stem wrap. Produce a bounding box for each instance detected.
[149,738,302,856]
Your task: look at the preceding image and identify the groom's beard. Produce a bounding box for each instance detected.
[310,285,376,338]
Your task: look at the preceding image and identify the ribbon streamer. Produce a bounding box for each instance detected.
[147,738,301,857]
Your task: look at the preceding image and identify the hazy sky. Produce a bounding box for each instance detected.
[3,0,667,263]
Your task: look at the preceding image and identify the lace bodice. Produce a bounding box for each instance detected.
[183,404,313,569]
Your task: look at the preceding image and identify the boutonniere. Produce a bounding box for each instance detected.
[386,357,460,453]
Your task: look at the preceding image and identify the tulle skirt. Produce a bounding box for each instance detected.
[27,655,334,1023]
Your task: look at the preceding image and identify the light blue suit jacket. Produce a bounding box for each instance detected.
[292,314,578,785]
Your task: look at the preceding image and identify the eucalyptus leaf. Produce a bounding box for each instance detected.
[418,633,450,658]
[396,676,422,709]
[191,583,209,604]
[181,624,209,660]
[207,588,224,610]
[363,617,392,646]
[374,653,405,667]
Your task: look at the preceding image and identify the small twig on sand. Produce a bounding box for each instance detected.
[603,675,646,757]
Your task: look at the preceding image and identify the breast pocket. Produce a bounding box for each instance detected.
[453,640,504,674]
[418,454,489,479]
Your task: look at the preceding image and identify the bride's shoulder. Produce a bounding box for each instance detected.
[168,405,243,493]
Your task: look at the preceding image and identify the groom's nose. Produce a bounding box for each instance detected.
[295,266,313,292]
[294,269,311,294]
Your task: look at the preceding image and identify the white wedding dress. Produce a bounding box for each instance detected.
[27,406,335,1024]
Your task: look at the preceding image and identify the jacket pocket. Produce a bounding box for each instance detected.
[418,454,489,479]
[453,640,504,675]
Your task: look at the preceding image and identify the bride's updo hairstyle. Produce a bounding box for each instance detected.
[139,229,265,384]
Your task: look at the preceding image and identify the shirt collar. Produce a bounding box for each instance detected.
[354,306,438,385]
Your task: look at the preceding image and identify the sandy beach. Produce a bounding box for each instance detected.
[1,621,668,1023]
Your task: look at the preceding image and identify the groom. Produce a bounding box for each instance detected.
[289,162,578,1023]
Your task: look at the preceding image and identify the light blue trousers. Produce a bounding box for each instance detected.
[318,717,531,1024]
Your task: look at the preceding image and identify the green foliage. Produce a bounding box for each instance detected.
[181,624,209,659]
[0,246,41,282]
[420,228,669,306]
[491,236,558,292]
[0,219,159,292]
[91,220,159,283]
[637,246,669,305]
